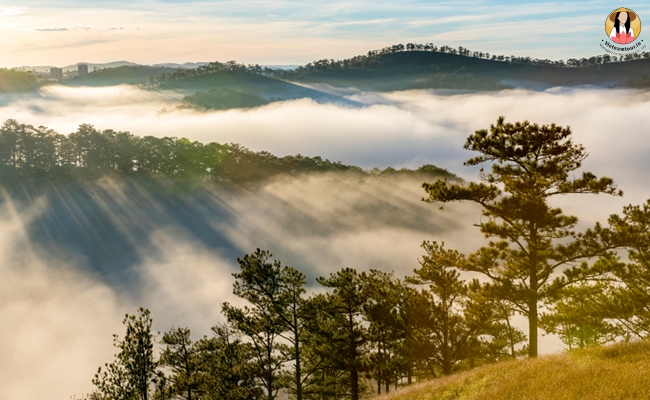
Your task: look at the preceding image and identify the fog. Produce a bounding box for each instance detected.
[0,198,125,400]
[1,85,649,398]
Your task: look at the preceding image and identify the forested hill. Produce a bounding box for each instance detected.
[150,68,350,104]
[0,118,459,286]
[0,118,457,186]
[272,47,650,91]
[4,44,650,95]
[144,45,650,94]
[0,68,41,92]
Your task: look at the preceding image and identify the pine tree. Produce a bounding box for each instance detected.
[423,117,621,357]
[406,242,486,375]
[361,270,402,394]
[315,268,370,400]
[159,327,205,400]
[93,308,159,400]
[540,283,619,349]
[222,249,289,400]
[200,323,263,400]
[599,200,650,337]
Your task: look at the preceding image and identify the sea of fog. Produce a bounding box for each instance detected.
[1,85,649,399]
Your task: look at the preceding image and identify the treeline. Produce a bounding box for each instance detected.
[271,43,650,79]
[0,68,41,92]
[180,88,270,111]
[82,246,528,400]
[0,119,456,185]
[143,61,277,89]
[77,117,650,400]
[142,42,650,89]
[82,207,650,400]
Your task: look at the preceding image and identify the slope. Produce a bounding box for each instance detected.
[180,87,270,110]
[380,340,650,400]
[157,69,353,104]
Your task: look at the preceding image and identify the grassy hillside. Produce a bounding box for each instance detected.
[380,340,650,400]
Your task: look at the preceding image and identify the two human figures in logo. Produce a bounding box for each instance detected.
[609,10,638,45]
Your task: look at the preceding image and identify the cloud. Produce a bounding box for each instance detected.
[5,1,650,67]
[35,26,126,32]
[0,6,25,16]
[1,85,648,204]
[0,171,482,399]
[137,228,249,331]
[0,198,129,400]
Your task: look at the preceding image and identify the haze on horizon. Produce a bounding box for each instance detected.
[2,0,649,68]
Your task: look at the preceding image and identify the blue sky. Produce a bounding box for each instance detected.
[1,0,648,67]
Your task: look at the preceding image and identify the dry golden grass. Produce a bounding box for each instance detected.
[378,340,650,400]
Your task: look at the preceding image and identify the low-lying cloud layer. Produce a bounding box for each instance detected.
[2,85,650,196]
[0,199,125,400]
[1,85,649,398]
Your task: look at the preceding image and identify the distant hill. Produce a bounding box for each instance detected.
[263,65,300,70]
[7,45,650,95]
[18,61,140,73]
[0,68,41,93]
[152,62,209,69]
[380,340,650,400]
[19,61,294,73]
[274,50,650,91]
[67,65,179,86]
[62,61,139,72]
[180,88,270,110]
[155,69,353,105]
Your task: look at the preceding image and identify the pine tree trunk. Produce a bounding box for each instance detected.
[351,369,359,400]
[377,343,382,395]
[528,298,538,357]
[295,325,302,400]
[528,225,539,358]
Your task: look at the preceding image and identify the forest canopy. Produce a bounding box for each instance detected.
[0,119,457,186]
[0,68,41,92]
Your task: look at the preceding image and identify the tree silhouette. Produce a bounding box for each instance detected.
[222,250,289,400]
[93,308,158,400]
[423,117,621,357]
[406,242,487,375]
[159,327,206,400]
[315,268,371,400]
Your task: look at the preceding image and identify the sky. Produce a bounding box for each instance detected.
[1,0,649,67]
